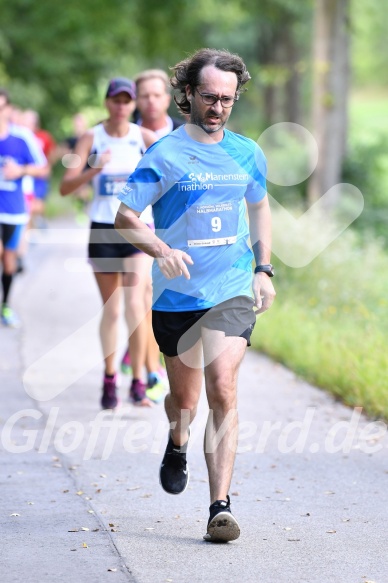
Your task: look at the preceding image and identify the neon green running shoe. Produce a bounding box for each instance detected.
[1,305,20,328]
[146,370,167,403]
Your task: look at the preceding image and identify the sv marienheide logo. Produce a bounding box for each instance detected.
[178,171,249,191]
[188,172,249,182]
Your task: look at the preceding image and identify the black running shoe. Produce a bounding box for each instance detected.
[203,495,240,542]
[159,430,190,495]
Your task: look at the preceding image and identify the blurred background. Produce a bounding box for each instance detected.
[1,0,387,417]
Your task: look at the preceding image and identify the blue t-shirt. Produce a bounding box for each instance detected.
[0,124,46,224]
[34,177,49,200]
[118,125,267,311]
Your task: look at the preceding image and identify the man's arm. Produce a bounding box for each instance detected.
[115,203,194,279]
[2,160,50,180]
[247,196,276,313]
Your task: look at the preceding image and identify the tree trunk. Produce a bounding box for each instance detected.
[263,84,278,126]
[259,27,283,126]
[307,0,350,206]
[283,26,301,124]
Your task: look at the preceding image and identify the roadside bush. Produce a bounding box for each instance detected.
[251,216,388,420]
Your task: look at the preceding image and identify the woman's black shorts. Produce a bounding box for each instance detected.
[88,221,142,272]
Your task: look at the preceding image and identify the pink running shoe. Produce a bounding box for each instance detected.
[101,374,120,410]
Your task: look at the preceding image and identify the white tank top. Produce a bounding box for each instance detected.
[89,122,153,224]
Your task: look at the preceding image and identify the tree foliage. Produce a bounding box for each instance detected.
[0,0,315,135]
[0,0,141,128]
[351,0,388,86]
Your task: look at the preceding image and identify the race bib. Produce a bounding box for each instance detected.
[99,174,128,197]
[186,200,239,247]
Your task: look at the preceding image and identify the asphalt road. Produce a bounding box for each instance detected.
[1,217,387,583]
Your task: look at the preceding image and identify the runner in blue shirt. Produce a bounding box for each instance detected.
[0,89,48,327]
[115,49,276,542]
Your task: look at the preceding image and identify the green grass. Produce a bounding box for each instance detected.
[349,88,388,140]
[45,187,75,218]
[250,90,388,420]
[251,218,388,420]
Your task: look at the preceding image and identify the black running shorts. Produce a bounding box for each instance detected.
[0,223,24,251]
[152,296,256,357]
[88,221,143,272]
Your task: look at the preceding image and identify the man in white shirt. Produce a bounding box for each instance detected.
[134,69,183,139]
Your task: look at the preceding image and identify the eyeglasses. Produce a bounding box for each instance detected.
[195,89,238,108]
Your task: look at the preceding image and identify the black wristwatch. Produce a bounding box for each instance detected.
[254,264,275,277]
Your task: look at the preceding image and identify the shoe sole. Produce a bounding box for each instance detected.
[101,397,122,411]
[159,463,190,495]
[129,396,153,407]
[203,511,241,542]
[146,385,166,403]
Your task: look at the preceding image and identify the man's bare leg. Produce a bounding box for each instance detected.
[201,328,246,541]
[159,342,203,495]
[202,328,246,503]
[164,340,203,446]
[123,254,153,381]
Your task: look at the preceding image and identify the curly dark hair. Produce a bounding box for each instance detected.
[170,48,251,114]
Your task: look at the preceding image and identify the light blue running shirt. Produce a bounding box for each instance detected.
[118,125,267,312]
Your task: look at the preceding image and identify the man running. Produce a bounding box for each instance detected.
[115,49,275,542]
[22,109,57,222]
[0,89,48,327]
[134,69,183,138]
